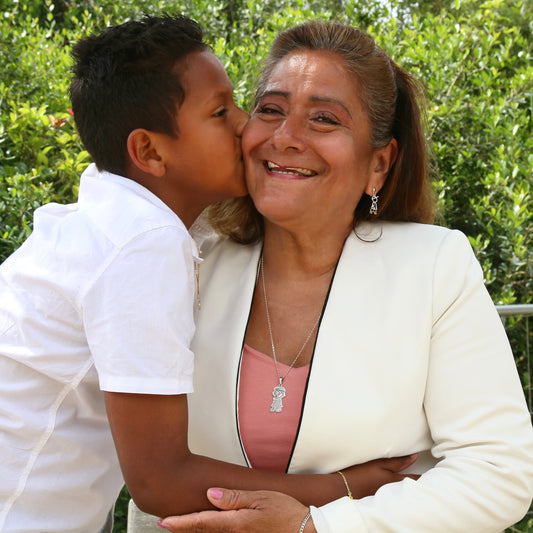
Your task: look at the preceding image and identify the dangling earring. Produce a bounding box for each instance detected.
[369,187,379,216]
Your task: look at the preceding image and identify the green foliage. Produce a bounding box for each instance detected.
[1,1,531,530]
[510,515,533,533]
[0,1,90,255]
[113,486,130,532]
[373,0,532,307]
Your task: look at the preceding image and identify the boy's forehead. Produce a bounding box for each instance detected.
[180,50,233,98]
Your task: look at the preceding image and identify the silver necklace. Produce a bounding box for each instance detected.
[260,256,321,413]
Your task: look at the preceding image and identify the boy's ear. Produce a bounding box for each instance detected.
[127,129,166,177]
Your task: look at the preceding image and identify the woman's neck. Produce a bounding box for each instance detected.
[246,220,347,367]
[262,219,352,280]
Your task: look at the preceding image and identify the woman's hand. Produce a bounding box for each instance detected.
[158,488,315,533]
[342,454,420,498]
[157,455,419,532]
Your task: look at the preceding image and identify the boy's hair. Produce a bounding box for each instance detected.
[70,14,209,176]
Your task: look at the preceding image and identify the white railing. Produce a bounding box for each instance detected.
[496,304,533,318]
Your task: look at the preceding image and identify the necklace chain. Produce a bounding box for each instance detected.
[192,239,201,310]
[260,256,321,387]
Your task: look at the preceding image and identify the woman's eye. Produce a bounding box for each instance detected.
[314,113,340,126]
[256,105,281,116]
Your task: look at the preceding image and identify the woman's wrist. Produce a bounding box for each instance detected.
[299,509,313,533]
[336,470,354,499]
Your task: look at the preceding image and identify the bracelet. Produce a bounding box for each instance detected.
[299,510,312,533]
[336,470,354,499]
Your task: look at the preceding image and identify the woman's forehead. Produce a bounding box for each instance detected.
[261,50,363,114]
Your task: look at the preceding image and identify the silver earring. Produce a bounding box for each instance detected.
[369,187,379,216]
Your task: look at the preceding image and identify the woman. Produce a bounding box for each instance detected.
[124,19,420,533]
[154,21,533,532]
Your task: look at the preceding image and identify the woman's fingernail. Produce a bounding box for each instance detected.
[157,519,171,530]
[209,488,224,500]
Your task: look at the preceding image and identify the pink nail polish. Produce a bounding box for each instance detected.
[157,519,171,530]
[209,488,224,500]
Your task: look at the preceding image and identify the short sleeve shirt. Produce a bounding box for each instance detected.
[0,163,198,531]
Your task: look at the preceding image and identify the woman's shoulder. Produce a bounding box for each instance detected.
[344,222,481,294]
[351,221,473,261]
[382,220,455,239]
[364,220,467,243]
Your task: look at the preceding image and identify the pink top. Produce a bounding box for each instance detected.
[238,344,310,472]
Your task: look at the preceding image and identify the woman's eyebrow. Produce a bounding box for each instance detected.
[257,90,290,100]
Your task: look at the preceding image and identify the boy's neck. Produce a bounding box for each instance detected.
[126,168,203,229]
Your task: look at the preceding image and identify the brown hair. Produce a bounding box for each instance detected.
[208,20,435,243]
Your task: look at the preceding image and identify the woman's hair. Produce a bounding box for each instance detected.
[208,20,436,243]
[70,14,209,177]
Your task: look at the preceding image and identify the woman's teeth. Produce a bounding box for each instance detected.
[266,161,316,177]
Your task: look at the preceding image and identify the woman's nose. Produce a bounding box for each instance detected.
[271,117,306,152]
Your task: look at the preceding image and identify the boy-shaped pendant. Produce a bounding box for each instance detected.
[270,379,286,413]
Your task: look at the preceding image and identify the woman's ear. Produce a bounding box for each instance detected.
[127,129,166,177]
[365,138,398,195]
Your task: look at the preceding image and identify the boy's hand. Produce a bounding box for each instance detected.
[342,453,420,498]
[158,488,315,533]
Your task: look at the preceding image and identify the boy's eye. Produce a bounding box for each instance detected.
[213,107,228,117]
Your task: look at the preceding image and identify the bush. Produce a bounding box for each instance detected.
[0,2,90,256]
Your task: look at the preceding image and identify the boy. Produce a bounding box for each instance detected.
[0,15,247,532]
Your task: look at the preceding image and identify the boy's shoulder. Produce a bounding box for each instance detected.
[1,164,196,292]
[78,164,190,249]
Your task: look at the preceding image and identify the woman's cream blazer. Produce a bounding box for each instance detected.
[187,221,533,533]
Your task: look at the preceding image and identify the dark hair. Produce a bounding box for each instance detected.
[208,20,435,244]
[70,14,208,176]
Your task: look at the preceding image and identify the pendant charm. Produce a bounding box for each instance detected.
[270,379,286,413]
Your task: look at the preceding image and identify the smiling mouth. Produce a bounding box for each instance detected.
[265,160,317,177]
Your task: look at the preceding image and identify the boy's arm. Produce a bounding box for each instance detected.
[104,391,417,518]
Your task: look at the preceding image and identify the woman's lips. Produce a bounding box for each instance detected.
[264,160,317,178]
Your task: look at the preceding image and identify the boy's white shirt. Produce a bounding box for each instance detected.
[0,163,198,531]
